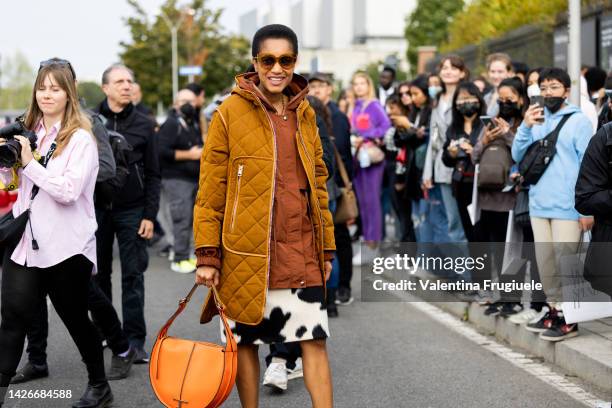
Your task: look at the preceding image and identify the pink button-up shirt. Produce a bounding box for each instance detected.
[0,121,99,272]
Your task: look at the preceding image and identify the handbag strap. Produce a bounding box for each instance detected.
[545,112,574,148]
[157,284,237,353]
[333,146,351,190]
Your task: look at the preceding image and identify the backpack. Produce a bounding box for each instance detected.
[518,113,574,186]
[477,138,513,190]
[92,113,133,207]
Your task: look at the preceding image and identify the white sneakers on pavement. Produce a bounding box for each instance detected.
[263,362,288,391]
[263,358,304,391]
[508,308,541,325]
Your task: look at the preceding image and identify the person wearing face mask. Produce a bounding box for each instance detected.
[423,56,469,244]
[472,77,525,316]
[442,82,486,243]
[525,67,542,102]
[484,53,513,117]
[512,67,594,342]
[157,88,203,274]
[427,74,443,102]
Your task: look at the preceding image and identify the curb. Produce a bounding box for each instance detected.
[435,301,612,393]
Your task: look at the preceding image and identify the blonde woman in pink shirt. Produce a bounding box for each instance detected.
[0,60,112,408]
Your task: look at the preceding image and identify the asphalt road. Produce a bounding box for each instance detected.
[0,252,594,408]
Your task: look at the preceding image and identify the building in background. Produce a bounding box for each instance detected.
[240,0,415,86]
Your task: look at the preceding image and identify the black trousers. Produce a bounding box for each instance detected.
[24,279,130,366]
[96,207,148,348]
[0,253,106,385]
[334,221,353,290]
[265,342,302,370]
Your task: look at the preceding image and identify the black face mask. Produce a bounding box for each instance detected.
[498,101,521,119]
[544,96,565,113]
[457,102,480,117]
[179,103,196,123]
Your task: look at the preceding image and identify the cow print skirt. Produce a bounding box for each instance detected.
[220,286,330,345]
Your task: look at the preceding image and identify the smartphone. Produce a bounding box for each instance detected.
[529,95,545,123]
[530,95,544,106]
[605,89,612,99]
[480,115,496,129]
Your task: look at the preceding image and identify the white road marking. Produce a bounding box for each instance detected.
[407,301,607,408]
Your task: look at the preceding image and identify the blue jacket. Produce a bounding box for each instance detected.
[511,103,593,220]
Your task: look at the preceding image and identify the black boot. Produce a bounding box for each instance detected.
[327,289,339,318]
[71,382,113,408]
[0,373,11,407]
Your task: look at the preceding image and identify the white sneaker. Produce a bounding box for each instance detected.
[286,358,303,380]
[526,306,549,325]
[168,248,175,262]
[508,308,539,325]
[263,362,288,391]
[170,260,196,274]
[352,246,363,266]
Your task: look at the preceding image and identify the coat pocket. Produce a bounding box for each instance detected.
[222,156,273,256]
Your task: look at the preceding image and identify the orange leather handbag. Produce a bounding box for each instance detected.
[149,285,237,408]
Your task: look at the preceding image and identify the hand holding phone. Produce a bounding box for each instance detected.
[480,115,495,129]
[529,95,545,123]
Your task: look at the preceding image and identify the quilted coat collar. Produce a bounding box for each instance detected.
[234,72,310,115]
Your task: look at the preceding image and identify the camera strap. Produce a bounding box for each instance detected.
[27,140,56,250]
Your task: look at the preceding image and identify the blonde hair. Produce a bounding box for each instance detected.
[486,53,512,72]
[24,63,92,158]
[351,71,376,102]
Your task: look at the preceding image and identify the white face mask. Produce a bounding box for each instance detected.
[527,83,540,98]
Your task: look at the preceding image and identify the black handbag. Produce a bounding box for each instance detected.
[0,142,57,249]
[518,113,573,186]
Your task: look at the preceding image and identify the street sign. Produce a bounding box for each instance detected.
[179,65,203,76]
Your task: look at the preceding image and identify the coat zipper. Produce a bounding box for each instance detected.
[134,163,144,189]
[230,164,244,232]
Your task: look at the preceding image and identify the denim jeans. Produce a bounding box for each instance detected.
[95,206,148,348]
[439,183,467,243]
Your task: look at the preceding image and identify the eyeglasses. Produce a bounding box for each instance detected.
[255,53,297,70]
[39,58,76,80]
[539,85,565,93]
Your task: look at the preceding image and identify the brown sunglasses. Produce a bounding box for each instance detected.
[255,53,297,70]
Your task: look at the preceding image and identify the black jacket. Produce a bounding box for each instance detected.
[328,101,353,185]
[575,124,612,296]
[157,109,202,181]
[394,106,430,199]
[442,121,483,183]
[96,100,161,221]
[316,114,335,180]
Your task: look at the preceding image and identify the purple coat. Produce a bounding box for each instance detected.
[351,99,391,139]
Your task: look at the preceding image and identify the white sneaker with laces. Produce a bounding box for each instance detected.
[508,308,539,325]
[263,362,288,391]
[286,358,303,380]
[170,260,196,274]
[526,306,549,325]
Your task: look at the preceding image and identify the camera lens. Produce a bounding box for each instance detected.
[0,141,21,168]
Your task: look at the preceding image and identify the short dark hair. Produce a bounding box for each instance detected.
[251,24,299,57]
[584,67,607,94]
[382,66,396,78]
[512,61,529,76]
[185,82,204,96]
[538,67,571,89]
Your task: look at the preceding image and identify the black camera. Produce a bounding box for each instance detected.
[0,120,37,168]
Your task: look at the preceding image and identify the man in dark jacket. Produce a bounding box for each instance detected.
[308,73,355,305]
[575,123,612,298]
[158,88,203,274]
[95,64,161,362]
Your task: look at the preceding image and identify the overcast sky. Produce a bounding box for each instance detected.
[0,0,269,82]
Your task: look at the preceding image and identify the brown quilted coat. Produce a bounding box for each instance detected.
[194,73,336,325]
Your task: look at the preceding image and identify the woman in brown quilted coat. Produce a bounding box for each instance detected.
[193,24,336,407]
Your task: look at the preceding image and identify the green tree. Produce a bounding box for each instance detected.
[441,0,604,51]
[404,0,464,75]
[120,0,250,109]
[78,81,105,108]
[0,51,35,110]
